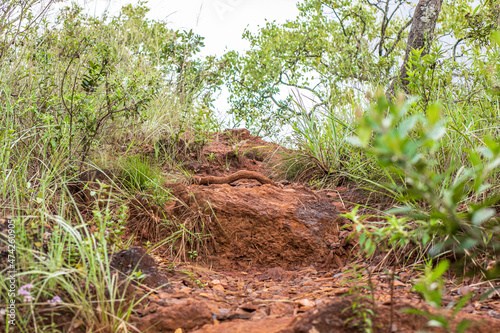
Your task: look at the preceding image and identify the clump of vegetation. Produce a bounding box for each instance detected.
[120,155,162,192]
[0,1,223,331]
[118,155,171,206]
[404,260,473,333]
[345,92,500,264]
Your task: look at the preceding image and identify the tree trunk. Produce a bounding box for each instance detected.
[386,0,444,99]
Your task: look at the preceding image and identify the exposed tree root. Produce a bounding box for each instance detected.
[194,170,278,187]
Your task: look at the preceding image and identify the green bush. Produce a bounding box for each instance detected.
[346,93,500,272]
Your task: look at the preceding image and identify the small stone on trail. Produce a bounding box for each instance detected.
[488,310,500,319]
[110,247,169,288]
[237,280,245,291]
[457,285,474,296]
[393,279,406,287]
[209,279,221,287]
[297,299,315,308]
[240,302,259,312]
[199,293,214,300]
[158,291,170,299]
[399,272,410,282]
[268,301,295,317]
[212,284,225,293]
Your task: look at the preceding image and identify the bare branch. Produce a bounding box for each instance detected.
[331,8,349,41]
[378,0,390,56]
[452,37,467,61]
[384,19,412,57]
[364,0,384,13]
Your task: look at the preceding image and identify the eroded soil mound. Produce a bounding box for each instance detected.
[162,182,354,270]
[174,128,285,179]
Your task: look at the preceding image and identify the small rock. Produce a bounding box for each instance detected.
[171,288,191,299]
[212,284,225,293]
[209,279,221,287]
[457,285,474,296]
[158,291,170,299]
[399,272,410,282]
[297,299,315,308]
[268,301,295,317]
[240,302,259,312]
[250,309,268,321]
[393,279,406,287]
[110,247,169,288]
[228,308,252,320]
[488,310,500,319]
[133,300,212,332]
[199,292,214,300]
[215,308,231,320]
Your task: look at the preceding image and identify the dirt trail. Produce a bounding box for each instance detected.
[125,129,500,333]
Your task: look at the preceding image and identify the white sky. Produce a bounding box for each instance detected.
[63,0,300,56]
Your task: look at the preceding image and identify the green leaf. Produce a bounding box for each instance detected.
[386,206,413,215]
[422,233,430,246]
[492,31,500,46]
[452,293,473,317]
[456,319,471,333]
[401,308,427,316]
[399,116,418,136]
[359,232,366,247]
[472,208,495,226]
[427,103,441,125]
[425,125,446,141]
[427,318,446,328]
[458,238,478,251]
[430,260,449,281]
[365,237,372,253]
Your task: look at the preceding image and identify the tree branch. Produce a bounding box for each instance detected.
[384,19,412,57]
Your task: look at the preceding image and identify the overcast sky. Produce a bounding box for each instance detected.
[62,0,300,56]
